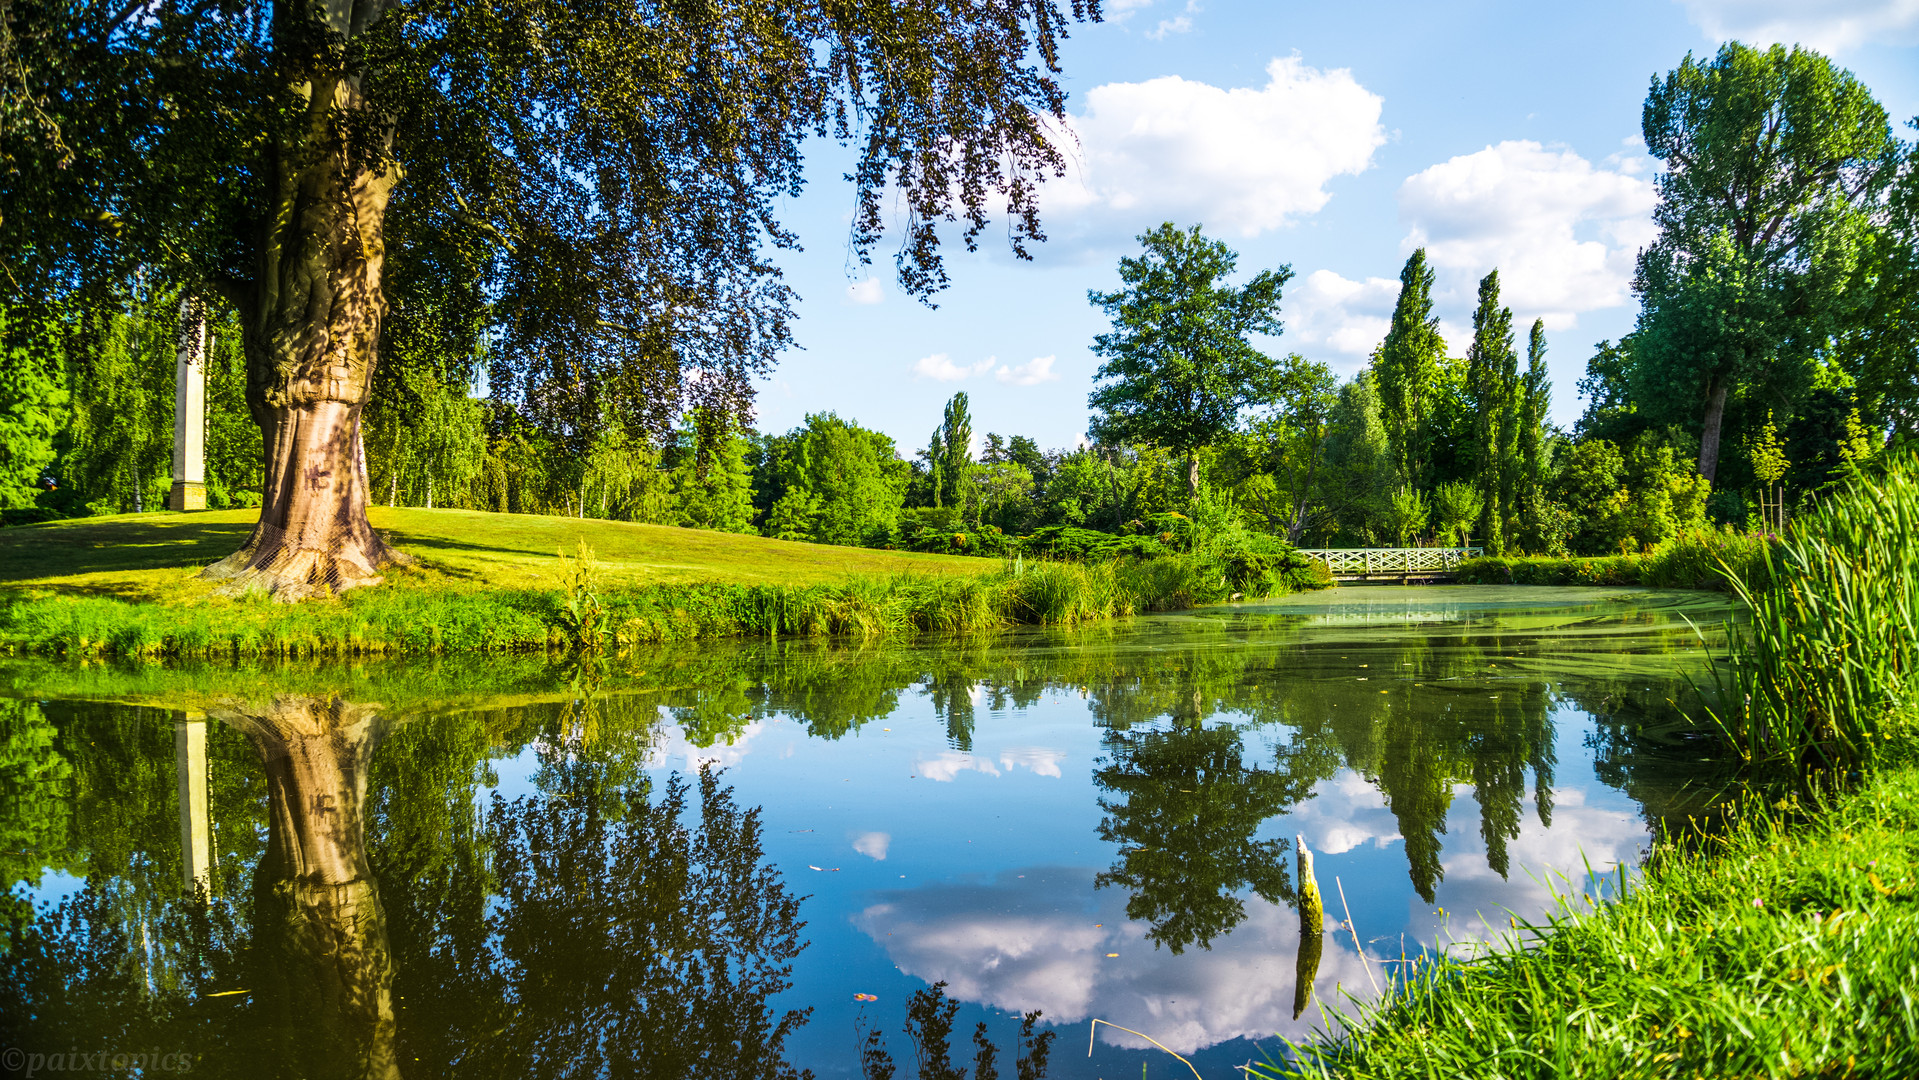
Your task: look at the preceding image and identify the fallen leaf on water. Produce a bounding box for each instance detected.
[854,993,878,1002]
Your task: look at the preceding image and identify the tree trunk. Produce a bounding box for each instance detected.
[1186,451,1200,499]
[215,695,399,1080]
[201,57,407,601]
[1697,376,1731,484]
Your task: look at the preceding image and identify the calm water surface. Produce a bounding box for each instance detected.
[0,586,1731,1079]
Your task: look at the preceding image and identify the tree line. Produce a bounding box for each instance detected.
[3,42,1915,564]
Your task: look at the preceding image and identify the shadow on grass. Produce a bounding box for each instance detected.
[0,519,254,582]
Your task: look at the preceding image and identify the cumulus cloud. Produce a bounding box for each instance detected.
[1284,269,1402,366]
[1042,56,1385,247]
[995,355,1060,386]
[853,831,892,861]
[1676,0,1919,52]
[1397,139,1657,338]
[913,353,996,382]
[845,277,885,304]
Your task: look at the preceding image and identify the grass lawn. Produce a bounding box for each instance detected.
[0,507,995,603]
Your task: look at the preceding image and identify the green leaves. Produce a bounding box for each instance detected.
[1087,223,1294,494]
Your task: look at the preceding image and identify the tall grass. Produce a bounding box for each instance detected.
[1259,765,1919,1079]
[1702,455,1919,779]
[0,550,1323,659]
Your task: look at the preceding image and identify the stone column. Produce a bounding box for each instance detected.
[169,296,207,511]
[176,712,214,892]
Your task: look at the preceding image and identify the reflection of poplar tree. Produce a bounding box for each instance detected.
[1094,724,1316,953]
[925,673,978,751]
[1374,707,1455,905]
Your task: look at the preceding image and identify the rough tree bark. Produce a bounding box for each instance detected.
[1697,375,1731,485]
[215,695,399,1079]
[202,0,408,600]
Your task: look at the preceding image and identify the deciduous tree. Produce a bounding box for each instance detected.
[1,0,1097,597]
[1087,223,1293,497]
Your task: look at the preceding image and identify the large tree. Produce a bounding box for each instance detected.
[1087,222,1293,496]
[1633,42,1901,484]
[1,0,1097,597]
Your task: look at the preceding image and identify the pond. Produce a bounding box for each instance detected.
[0,585,1733,1079]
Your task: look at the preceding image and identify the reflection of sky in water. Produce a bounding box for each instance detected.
[12,586,1716,1078]
[599,673,1681,1078]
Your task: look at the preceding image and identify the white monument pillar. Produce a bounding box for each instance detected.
[176,713,214,892]
[168,296,207,511]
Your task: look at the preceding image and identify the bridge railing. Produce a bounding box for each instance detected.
[1303,547,1485,574]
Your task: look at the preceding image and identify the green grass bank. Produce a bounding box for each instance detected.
[1265,458,1919,1079]
[0,508,1326,658]
[1264,765,1919,1080]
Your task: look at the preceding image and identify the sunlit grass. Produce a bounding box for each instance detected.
[1260,763,1919,1080]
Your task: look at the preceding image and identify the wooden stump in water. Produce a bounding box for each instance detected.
[1294,834,1324,1020]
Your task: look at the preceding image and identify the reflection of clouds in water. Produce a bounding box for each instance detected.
[1287,773,1401,854]
[914,747,1066,782]
[998,746,1065,778]
[1430,785,1648,953]
[644,712,776,772]
[853,832,891,861]
[856,869,1380,1054]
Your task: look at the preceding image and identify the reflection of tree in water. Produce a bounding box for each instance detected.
[1,695,813,1080]
[1089,630,1564,927]
[1093,723,1315,953]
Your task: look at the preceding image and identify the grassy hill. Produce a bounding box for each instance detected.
[0,507,995,603]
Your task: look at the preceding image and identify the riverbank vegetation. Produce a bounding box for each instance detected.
[1266,457,1919,1078]
[0,508,1327,659]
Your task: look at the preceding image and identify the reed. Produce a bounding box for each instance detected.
[1702,454,1919,779]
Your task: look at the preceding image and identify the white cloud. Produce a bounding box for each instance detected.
[1284,269,1402,366]
[846,277,885,304]
[1148,15,1192,39]
[1043,56,1385,246]
[1397,140,1657,337]
[1677,0,1919,52]
[995,355,1060,386]
[916,353,1062,386]
[853,831,891,861]
[913,353,996,382]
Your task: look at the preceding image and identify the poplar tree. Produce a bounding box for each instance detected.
[937,392,975,513]
[1466,271,1517,554]
[1516,319,1554,548]
[1374,250,1446,489]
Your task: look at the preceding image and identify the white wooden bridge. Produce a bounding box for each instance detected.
[1304,546,1485,584]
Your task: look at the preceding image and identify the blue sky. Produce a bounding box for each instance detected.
[751,0,1919,455]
